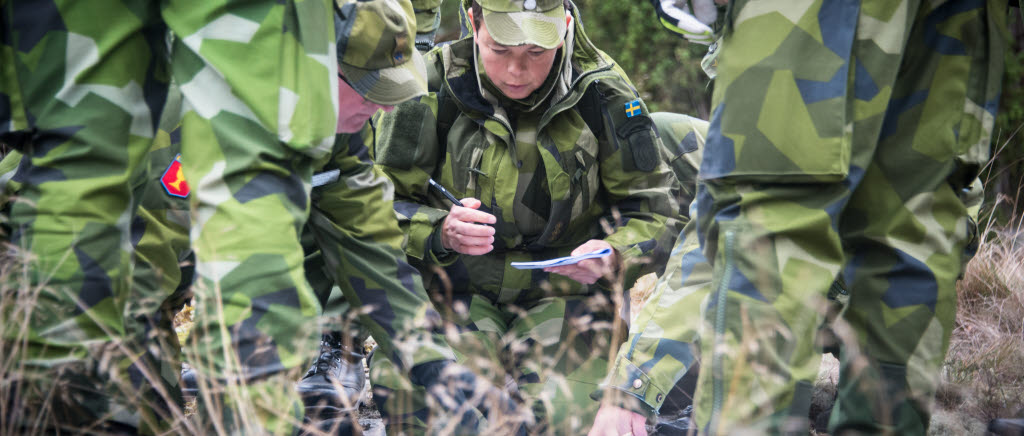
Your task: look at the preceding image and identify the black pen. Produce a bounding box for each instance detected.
[428,178,463,207]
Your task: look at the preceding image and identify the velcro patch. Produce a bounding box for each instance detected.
[376,103,432,170]
[617,116,658,172]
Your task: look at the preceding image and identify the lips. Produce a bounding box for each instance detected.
[504,83,530,96]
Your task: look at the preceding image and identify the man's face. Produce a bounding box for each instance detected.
[474,17,562,100]
[337,73,394,133]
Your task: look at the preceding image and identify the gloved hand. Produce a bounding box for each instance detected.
[650,0,718,45]
[410,360,532,435]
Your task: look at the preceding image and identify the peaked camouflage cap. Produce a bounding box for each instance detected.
[477,0,566,49]
[335,0,427,105]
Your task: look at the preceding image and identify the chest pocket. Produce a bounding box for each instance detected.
[537,112,600,237]
[446,117,489,197]
[571,123,600,216]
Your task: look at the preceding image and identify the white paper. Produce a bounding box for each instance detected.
[510,248,613,270]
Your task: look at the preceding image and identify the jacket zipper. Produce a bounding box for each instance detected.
[710,228,736,433]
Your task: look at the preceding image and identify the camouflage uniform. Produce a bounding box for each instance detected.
[308,0,447,368]
[1,0,346,433]
[598,4,997,429]
[601,117,990,431]
[691,1,1006,434]
[370,1,683,433]
[1,75,195,432]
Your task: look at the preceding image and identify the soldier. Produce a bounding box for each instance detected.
[698,1,1005,434]
[590,1,1007,435]
[1,0,509,433]
[591,2,1007,435]
[296,0,447,417]
[2,80,194,432]
[370,0,683,433]
[1,0,338,431]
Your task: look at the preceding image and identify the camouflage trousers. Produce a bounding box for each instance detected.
[1,0,337,433]
[370,287,618,435]
[302,246,379,358]
[694,1,1006,434]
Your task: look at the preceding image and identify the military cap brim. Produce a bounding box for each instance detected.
[340,48,428,106]
[481,4,565,49]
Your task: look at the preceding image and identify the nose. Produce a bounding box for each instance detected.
[507,56,527,76]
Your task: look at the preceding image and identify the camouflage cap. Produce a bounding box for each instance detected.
[335,0,428,105]
[477,0,566,49]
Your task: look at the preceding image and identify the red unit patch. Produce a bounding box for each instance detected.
[160,154,190,198]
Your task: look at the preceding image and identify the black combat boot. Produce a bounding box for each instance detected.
[298,332,366,419]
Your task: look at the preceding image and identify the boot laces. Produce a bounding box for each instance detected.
[311,340,342,375]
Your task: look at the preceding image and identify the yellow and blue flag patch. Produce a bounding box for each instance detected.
[625,99,641,118]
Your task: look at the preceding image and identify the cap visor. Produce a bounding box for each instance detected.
[482,8,565,49]
[340,49,428,106]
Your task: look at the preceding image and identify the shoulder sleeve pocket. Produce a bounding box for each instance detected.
[617,115,659,172]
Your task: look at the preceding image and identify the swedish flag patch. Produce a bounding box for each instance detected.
[625,99,641,118]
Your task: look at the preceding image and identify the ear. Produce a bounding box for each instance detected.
[553,12,570,49]
[467,8,477,35]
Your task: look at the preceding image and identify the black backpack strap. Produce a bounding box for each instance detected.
[434,82,458,149]
[577,81,605,140]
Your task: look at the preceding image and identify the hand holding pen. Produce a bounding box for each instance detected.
[429,178,496,255]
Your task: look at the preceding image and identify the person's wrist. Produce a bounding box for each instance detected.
[430,225,453,255]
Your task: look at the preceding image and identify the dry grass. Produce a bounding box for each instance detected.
[938,215,1024,429]
[629,272,659,320]
[5,217,1022,435]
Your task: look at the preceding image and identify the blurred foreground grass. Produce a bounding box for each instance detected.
[4,217,1018,434]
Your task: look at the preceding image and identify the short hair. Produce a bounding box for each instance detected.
[471,0,571,32]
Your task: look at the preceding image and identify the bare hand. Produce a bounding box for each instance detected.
[588,404,647,436]
[440,198,496,255]
[544,239,619,285]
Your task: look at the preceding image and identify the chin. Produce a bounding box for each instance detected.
[503,89,531,99]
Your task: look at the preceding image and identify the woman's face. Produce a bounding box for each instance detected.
[473,16,562,100]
